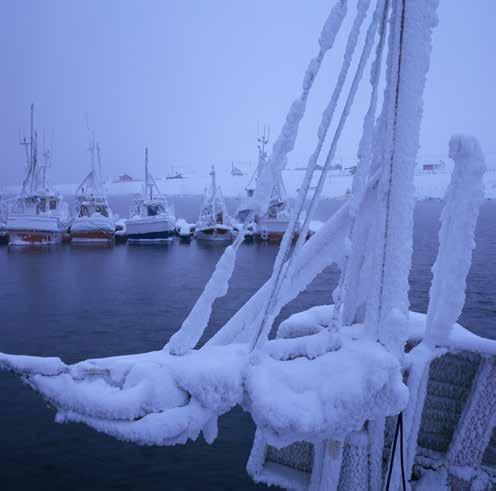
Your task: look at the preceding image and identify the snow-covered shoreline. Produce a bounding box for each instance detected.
[3,168,496,200]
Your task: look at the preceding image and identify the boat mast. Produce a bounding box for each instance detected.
[32,130,38,194]
[20,104,36,195]
[145,147,152,200]
[256,124,269,180]
[88,133,96,191]
[96,142,103,196]
[211,165,216,223]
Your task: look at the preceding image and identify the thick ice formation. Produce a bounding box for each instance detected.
[1,345,248,446]
[424,135,486,347]
[246,333,408,448]
[398,135,487,486]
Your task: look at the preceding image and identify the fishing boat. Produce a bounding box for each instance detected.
[70,137,115,243]
[195,166,234,241]
[125,148,176,243]
[166,165,184,180]
[254,175,294,242]
[231,162,244,176]
[6,105,70,246]
[236,128,298,243]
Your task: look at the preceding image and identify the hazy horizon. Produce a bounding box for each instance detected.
[1,0,495,187]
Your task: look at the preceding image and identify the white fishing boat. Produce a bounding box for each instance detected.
[195,166,234,241]
[125,148,176,243]
[70,137,115,243]
[6,105,70,246]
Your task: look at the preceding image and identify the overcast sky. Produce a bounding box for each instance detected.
[1,0,494,186]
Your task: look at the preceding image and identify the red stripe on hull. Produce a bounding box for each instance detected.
[8,230,62,245]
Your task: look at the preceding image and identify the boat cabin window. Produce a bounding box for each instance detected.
[39,198,47,213]
[95,205,108,217]
[80,206,89,217]
[49,200,57,210]
[216,212,223,224]
[147,205,164,217]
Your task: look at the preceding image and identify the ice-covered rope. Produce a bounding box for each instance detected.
[329,0,390,331]
[251,0,348,215]
[252,0,388,350]
[166,227,245,355]
[374,0,405,338]
[165,0,348,354]
[251,0,372,342]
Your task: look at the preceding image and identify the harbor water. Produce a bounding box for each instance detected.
[0,198,494,490]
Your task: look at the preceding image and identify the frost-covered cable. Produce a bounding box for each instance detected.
[252,0,386,349]
[251,0,348,216]
[330,0,390,331]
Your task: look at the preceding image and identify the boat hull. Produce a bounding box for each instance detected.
[126,216,176,244]
[255,218,297,243]
[70,216,115,244]
[8,229,64,245]
[6,215,67,246]
[70,230,114,243]
[195,226,234,242]
[127,230,175,243]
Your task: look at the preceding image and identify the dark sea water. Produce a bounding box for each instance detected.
[0,197,494,491]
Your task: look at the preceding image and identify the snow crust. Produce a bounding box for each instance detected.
[245,332,407,448]
[0,345,247,446]
[70,214,115,233]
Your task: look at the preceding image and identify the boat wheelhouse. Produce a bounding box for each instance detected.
[6,105,69,246]
[70,137,115,243]
[254,173,296,242]
[195,166,234,241]
[125,148,176,243]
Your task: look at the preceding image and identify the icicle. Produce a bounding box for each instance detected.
[167,229,245,355]
[251,0,348,215]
